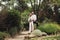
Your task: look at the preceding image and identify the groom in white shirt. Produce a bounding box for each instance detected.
[28,12,37,33]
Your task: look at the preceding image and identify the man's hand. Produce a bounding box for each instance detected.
[29,19,33,22]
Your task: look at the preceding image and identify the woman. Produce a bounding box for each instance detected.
[28,13,34,33]
[28,12,37,33]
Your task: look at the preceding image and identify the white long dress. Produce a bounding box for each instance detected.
[28,14,37,33]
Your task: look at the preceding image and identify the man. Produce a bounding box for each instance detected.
[28,12,37,33]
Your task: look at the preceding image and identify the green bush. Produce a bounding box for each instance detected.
[0,8,21,30]
[21,10,30,30]
[0,8,21,37]
[7,9,21,37]
[38,22,60,34]
[0,32,9,40]
[7,9,21,28]
[8,27,18,37]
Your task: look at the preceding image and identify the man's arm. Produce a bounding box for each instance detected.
[32,15,37,22]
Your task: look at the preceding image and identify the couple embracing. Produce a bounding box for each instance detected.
[28,12,37,33]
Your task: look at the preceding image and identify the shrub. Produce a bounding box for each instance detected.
[21,10,30,30]
[0,32,9,40]
[0,8,21,30]
[7,9,21,28]
[0,8,8,31]
[38,22,60,34]
[7,9,21,37]
[0,8,21,37]
[8,27,18,37]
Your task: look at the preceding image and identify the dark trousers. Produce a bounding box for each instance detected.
[33,21,38,28]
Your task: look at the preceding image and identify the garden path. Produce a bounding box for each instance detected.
[5,31,60,40]
[5,31,31,40]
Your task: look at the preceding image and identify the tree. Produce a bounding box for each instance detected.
[28,0,42,26]
[16,0,28,12]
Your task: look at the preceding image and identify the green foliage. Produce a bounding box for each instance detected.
[0,32,9,40]
[38,22,60,34]
[43,36,60,40]
[8,27,18,37]
[0,8,21,37]
[8,9,21,37]
[21,10,30,30]
[8,9,21,25]
[57,0,60,5]
[0,8,8,28]
[21,10,30,23]
[51,0,60,5]
[17,0,28,12]
[30,35,60,40]
[55,36,60,39]
[8,9,21,27]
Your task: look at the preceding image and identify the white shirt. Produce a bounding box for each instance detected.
[28,16,33,22]
[28,14,37,22]
[31,14,37,22]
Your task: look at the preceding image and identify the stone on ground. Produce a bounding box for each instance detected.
[31,29,42,36]
[42,32,47,36]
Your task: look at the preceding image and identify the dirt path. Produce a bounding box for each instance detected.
[5,31,60,40]
[5,31,29,40]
